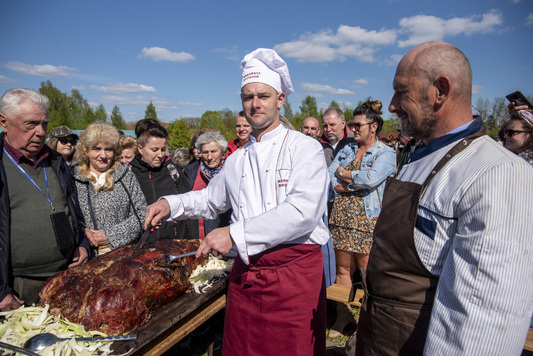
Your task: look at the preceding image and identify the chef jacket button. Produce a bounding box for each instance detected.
[267,201,272,205]
[240,204,245,208]
[242,173,246,178]
[273,142,277,145]
[266,168,271,172]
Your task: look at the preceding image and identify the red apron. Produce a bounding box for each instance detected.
[356,129,484,355]
[222,244,326,356]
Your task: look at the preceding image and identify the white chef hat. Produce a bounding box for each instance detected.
[241,48,294,97]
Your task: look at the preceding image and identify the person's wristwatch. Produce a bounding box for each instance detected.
[339,169,345,177]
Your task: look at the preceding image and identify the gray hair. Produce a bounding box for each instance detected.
[321,107,344,122]
[196,131,228,152]
[0,88,49,117]
[170,147,192,169]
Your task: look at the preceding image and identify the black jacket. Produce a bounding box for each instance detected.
[129,155,198,241]
[0,133,90,301]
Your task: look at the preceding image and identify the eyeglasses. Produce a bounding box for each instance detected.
[347,122,372,131]
[504,129,529,137]
[59,137,78,145]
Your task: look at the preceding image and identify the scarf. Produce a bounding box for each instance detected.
[200,157,225,182]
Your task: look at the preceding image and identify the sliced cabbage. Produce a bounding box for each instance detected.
[0,305,131,355]
[189,256,233,293]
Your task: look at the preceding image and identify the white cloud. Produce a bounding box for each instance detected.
[177,101,203,107]
[213,46,241,61]
[472,84,484,94]
[5,61,76,77]
[381,54,403,67]
[100,95,148,106]
[300,82,355,95]
[0,74,15,83]
[274,25,396,63]
[71,85,85,90]
[526,13,533,26]
[90,83,156,94]
[398,10,503,47]
[139,47,195,62]
[353,79,369,87]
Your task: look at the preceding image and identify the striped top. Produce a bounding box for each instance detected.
[399,134,533,355]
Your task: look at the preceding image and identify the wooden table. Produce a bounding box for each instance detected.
[112,279,228,356]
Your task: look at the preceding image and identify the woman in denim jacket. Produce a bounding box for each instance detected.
[327,99,395,337]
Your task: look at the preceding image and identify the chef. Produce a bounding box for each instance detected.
[145,48,330,355]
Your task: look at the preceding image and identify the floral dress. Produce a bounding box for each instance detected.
[329,158,378,254]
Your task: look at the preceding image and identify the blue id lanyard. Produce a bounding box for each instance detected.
[3,147,56,212]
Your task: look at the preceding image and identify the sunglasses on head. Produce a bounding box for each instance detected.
[347,122,372,130]
[59,137,77,145]
[504,129,529,137]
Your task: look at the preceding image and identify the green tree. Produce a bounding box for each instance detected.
[145,100,159,122]
[68,89,91,129]
[342,104,353,122]
[329,100,340,109]
[94,104,107,122]
[283,99,294,120]
[110,105,126,130]
[474,97,507,137]
[294,95,321,129]
[82,108,96,128]
[167,119,192,148]
[199,110,233,141]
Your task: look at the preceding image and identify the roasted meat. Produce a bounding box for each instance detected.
[39,239,203,336]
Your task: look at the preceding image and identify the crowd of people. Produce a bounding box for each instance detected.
[0,41,532,356]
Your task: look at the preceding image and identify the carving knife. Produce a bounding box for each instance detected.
[132,224,152,255]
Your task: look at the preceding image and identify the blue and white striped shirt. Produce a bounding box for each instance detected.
[399,134,533,355]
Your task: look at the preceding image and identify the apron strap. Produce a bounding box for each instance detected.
[421,126,486,190]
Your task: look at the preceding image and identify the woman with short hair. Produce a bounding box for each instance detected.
[72,122,146,255]
[184,131,231,239]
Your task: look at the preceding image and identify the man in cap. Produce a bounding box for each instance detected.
[227,111,251,155]
[145,48,330,355]
[355,41,533,355]
[300,116,321,139]
[0,88,89,311]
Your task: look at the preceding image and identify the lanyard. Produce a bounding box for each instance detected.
[3,147,55,212]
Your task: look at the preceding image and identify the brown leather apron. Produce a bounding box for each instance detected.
[355,129,484,356]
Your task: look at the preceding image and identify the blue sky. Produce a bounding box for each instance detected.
[0,0,532,123]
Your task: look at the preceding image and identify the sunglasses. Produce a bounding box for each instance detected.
[504,129,529,137]
[347,122,372,131]
[59,137,78,145]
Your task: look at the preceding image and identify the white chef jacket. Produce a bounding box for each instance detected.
[399,130,533,356]
[164,124,331,265]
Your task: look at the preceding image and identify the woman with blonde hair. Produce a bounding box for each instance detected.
[72,122,146,255]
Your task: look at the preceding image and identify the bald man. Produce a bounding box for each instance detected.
[356,42,533,355]
[300,116,320,139]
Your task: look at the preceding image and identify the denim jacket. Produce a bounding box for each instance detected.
[328,140,395,218]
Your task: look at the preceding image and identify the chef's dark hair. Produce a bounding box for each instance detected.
[135,118,168,147]
[353,98,384,133]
